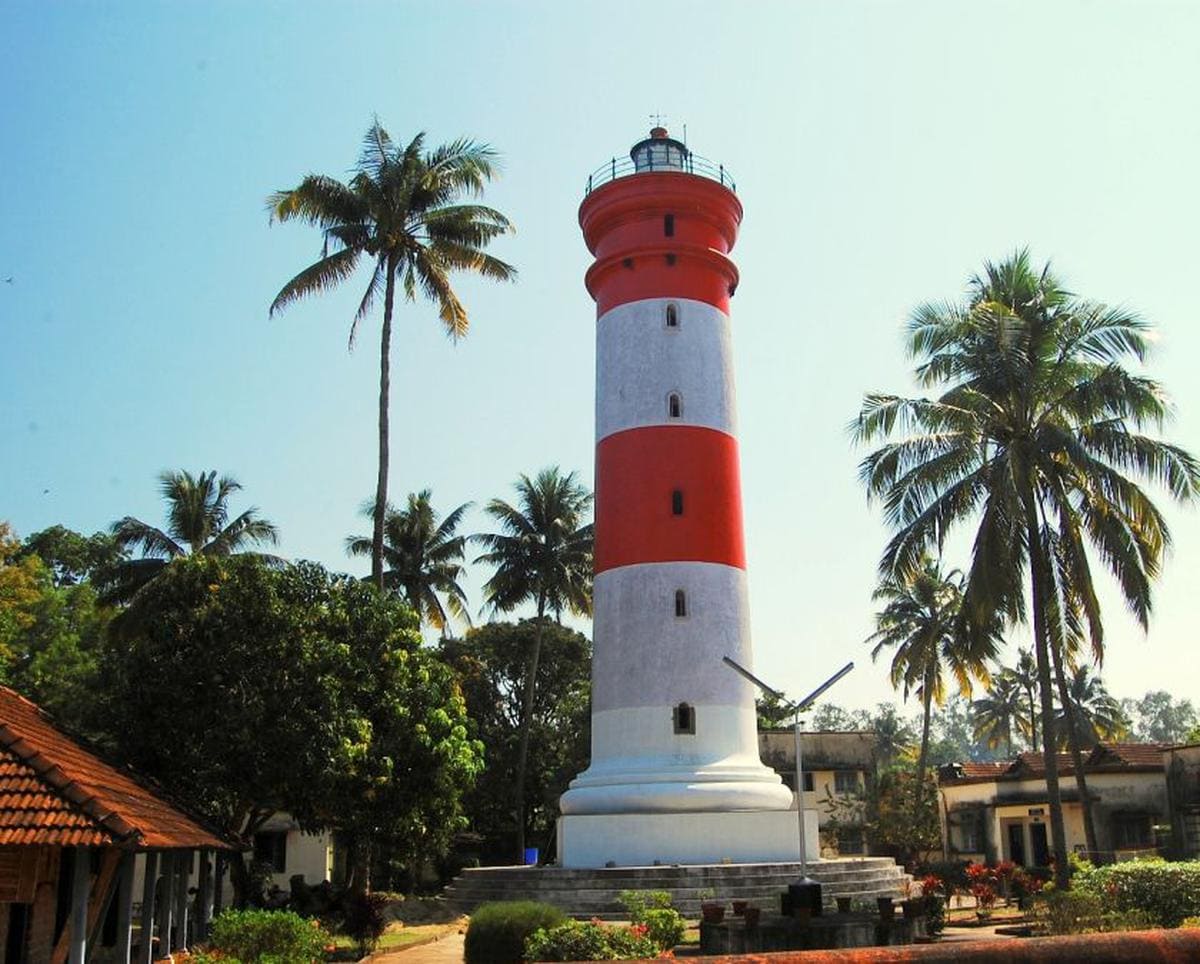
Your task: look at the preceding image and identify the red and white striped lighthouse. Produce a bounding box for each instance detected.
[558,128,805,867]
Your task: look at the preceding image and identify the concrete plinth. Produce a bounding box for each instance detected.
[557,809,818,868]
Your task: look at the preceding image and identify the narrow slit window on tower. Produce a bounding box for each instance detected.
[665,303,679,328]
[671,489,684,516]
[623,257,634,270]
[673,702,695,735]
[668,392,682,419]
[674,589,687,618]
[664,213,675,237]
[665,253,677,266]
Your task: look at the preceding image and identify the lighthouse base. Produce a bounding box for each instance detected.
[556,809,818,869]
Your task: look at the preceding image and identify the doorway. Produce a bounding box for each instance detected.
[1007,823,1027,866]
[1030,822,1050,866]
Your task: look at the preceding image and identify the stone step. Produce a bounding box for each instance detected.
[442,860,911,918]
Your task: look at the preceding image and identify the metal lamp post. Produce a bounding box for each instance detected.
[723,656,853,912]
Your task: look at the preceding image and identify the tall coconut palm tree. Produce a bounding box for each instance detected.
[346,490,472,635]
[972,667,1028,757]
[867,558,997,791]
[854,249,1199,886]
[1053,664,1128,748]
[268,121,516,589]
[473,468,593,860]
[1012,648,1041,751]
[107,470,279,604]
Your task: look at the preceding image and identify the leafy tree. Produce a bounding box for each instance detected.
[867,557,997,790]
[855,250,1199,885]
[925,694,1003,765]
[474,468,593,860]
[824,767,939,865]
[0,522,44,663]
[861,703,918,771]
[268,121,516,588]
[440,621,590,863]
[108,469,279,604]
[99,555,479,901]
[973,667,1029,757]
[1011,649,1040,750]
[346,490,472,635]
[18,524,125,588]
[756,690,796,730]
[809,703,860,732]
[1122,691,1199,744]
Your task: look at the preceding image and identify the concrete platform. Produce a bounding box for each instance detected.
[557,808,818,867]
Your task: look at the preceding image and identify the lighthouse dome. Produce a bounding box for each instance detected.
[630,126,689,172]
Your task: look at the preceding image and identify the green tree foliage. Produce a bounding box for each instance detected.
[17,524,125,588]
[99,555,480,901]
[1122,690,1199,744]
[855,250,1199,885]
[0,522,45,664]
[269,121,516,588]
[346,490,472,635]
[1053,665,1128,747]
[972,667,1030,758]
[108,469,279,604]
[474,468,593,860]
[440,620,590,863]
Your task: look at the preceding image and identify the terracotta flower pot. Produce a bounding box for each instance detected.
[700,901,725,924]
[731,899,748,916]
[877,897,895,922]
[744,906,761,927]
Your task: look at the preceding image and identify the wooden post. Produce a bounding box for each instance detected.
[114,852,136,963]
[138,852,158,964]
[173,851,190,951]
[68,848,90,964]
[197,850,214,941]
[157,853,174,960]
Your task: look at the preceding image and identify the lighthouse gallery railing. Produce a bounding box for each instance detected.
[585,153,737,195]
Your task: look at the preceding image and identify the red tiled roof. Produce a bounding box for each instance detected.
[1090,743,1168,768]
[957,762,1010,779]
[0,687,229,850]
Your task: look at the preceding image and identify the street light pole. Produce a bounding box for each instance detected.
[722,656,854,878]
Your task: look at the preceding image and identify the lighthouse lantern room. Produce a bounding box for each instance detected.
[558,128,816,867]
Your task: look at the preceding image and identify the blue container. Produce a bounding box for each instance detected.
[523,848,539,866]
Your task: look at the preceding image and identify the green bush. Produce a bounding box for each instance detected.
[206,908,330,963]
[617,890,673,918]
[639,908,686,950]
[525,920,657,961]
[1074,859,1200,928]
[465,901,568,964]
[341,891,390,956]
[1033,890,1155,936]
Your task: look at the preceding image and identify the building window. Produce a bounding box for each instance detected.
[668,392,682,419]
[802,772,815,792]
[665,303,679,328]
[834,770,861,794]
[1113,813,1153,849]
[674,589,687,618]
[665,253,676,266]
[673,702,695,735]
[671,489,683,515]
[837,827,865,855]
[664,214,675,237]
[253,831,288,873]
[622,257,634,270]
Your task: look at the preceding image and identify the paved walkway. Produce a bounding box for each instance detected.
[372,923,1015,963]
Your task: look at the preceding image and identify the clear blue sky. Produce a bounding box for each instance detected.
[3,1,1198,714]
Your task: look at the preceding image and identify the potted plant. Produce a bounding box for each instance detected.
[900,879,925,920]
[744,905,761,927]
[699,890,725,924]
[731,899,748,917]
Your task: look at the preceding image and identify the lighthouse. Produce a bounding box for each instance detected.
[558,128,814,867]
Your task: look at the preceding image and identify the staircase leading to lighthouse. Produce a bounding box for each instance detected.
[441,859,912,920]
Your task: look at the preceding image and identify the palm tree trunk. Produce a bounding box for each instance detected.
[1023,492,1070,888]
[1052,647,1099,858]
[372,259,397,590]
[513,597,547,862]
[917,667,934,791]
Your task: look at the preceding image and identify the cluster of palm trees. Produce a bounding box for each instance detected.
[973,651,1127,758]
[858,250,1199,886]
